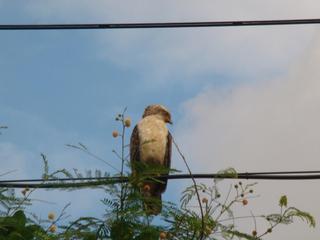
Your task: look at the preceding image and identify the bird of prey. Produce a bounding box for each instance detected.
[130,104,172,215]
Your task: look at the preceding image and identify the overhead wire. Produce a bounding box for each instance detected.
[1,170,320,188]
[1,18,320,30]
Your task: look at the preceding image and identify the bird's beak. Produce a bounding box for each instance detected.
[168,120,173,125]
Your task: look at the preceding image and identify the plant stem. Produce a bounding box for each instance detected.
[173,138,205,240]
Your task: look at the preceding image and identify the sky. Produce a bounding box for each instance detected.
[1,1,320,238]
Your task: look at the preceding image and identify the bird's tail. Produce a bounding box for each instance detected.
[143,192,162,216]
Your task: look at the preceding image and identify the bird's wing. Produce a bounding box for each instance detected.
[164,131,172,170]
[130,125,140,176]
[159,131,172,193]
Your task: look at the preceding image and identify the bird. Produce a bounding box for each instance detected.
[130,104,172,215]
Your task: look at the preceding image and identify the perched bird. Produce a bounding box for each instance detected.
[130,104,172,215]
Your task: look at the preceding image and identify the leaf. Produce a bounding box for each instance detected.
[78,142,88,150]
[215,168,238,182]
[41,153,49,179]
[12,210,26,227]
[180,185,195,208]
[225,229,259,240]
[279,195,288,207]
[65,144,82,150]
[95,170,102,178]
[284,207,316,227]
[86,170,92,178]
[73,169,83,178]
[266,214,288,224]
[50,169,74,179]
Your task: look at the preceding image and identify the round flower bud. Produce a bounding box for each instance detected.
[112,131,119,138]
[49,224,57,233]
[48,212,55,220]
[242,199,248,206]
[124,118,131,127]
[202,197,208,204]
[21,189,27,196]
[252,230,257,236]
[143,184,151,192]
[159,232,167,239]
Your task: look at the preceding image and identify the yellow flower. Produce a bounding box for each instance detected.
[124,118,131,127]
[49,224,57,233]
[48,212,55,220]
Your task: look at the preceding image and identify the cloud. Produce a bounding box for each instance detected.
[21,1,319,84]
[175,30,320,238]
[23,0,320,22]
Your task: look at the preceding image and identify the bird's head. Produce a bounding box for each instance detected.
[142,104,172,124]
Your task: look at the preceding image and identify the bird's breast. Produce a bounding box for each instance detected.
[137,116,168,164]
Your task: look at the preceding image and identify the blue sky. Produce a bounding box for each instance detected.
[1,1,320,239]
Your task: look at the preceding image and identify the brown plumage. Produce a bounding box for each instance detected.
[130,105,172,215]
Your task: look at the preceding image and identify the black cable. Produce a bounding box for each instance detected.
[2,171,320,188]
[1,18,320,30]
[0,170,319,183]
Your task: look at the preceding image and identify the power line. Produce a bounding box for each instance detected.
[1,170,319,183]
[2,171,320,189]
[1,18,320,30]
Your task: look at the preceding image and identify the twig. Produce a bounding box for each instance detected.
[172,138,205,240]
[66,143,119,172]
[119,107,128,214]
[0,170,17,177]
[46,203,71,233]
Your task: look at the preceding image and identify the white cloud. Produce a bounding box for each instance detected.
[23,0,320,22]
[175,31,320,239]
[21,1,319,84]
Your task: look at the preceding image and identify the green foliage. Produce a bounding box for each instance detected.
[41,153,74,181]
[0,210,44,239]
[283,207,315,227]
[267,196,315,229]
